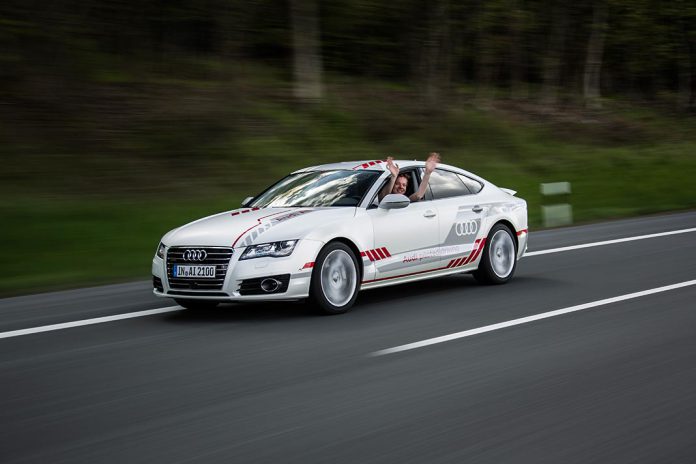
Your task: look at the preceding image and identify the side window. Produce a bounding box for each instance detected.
[458,174,483,194]
[428,169,471,199]
[369,170,421,206]
[416,169,434,201]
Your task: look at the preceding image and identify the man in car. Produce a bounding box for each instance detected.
[378,152,440,202]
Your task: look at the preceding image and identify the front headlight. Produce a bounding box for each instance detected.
[240,240,298,260]
[156,242,166,259]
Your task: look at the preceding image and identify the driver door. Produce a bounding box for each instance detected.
[367,197,440,282]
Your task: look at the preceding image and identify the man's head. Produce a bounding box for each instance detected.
[392,173,409,195]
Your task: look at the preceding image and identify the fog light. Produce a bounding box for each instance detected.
[260,278,281,293]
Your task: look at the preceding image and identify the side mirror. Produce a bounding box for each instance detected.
[241,196,254,207]
[379,194,410,210]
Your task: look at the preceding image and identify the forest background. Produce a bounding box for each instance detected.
[1,0,695,295]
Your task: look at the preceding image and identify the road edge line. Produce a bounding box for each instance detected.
[0,306,183,340]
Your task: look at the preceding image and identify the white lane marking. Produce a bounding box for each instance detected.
[0,306,183,340]
[526,227,696,256]
[370,279,696,356]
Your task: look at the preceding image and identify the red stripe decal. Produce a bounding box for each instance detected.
[516,229,528,236]
[446,259,456,268]
[362,240,487,284]
[231,212,240,216]
[231,210,287,247]
[366,250,376,261]
[362,163,369,168]
[468,238,487,263]
[369,161,376,166]
[463,240,481,265]
[375,248,386,259]
[360,251,367,257]
[381,247,391,257]
[232,224,260,247]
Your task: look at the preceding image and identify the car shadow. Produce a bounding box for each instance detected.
[163,300,313,324]
[161,273,564,323]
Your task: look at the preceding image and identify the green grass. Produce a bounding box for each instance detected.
[0,196,244,296]
[2,69,696,296]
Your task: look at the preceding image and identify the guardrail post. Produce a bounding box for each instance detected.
[541,182,573,227]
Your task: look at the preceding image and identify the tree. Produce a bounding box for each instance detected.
[290,0,323,101]
[420,0,451,104]
[583,1,608,108]
[541,0,568,107]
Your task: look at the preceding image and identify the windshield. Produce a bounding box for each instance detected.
[249,170,381,208]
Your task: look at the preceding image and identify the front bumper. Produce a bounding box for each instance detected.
[151,239,324,301]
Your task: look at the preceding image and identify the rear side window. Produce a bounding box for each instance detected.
[428,169,471,199]
[458,174,483,194]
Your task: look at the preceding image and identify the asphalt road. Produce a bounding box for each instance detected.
[2,211,695,463]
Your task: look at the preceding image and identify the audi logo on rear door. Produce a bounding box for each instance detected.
[455,220,478,236]
[183,249,207,261]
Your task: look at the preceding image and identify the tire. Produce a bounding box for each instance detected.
[473,223,517,285]
[174,299,219,310]
[309,242,360,315]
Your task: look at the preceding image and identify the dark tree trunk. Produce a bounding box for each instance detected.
[290,0,323,101]
[509,0,527,100]
[541,0,568,107]
[583,1,608,109]
[421,0,451,104]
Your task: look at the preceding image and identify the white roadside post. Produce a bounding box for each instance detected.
[541,182,573,227]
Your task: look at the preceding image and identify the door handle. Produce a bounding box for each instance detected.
[472,206,483,213]
[423,210,436,218]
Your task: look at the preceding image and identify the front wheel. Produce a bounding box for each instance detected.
[473,223,517,285]
[309,242,360,315]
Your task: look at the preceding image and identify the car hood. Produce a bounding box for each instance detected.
[162,207,356,248]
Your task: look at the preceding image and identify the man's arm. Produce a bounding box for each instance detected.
[378,157,399,201]
[409,152,440,202]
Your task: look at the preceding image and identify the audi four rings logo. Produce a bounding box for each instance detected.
[455,220,478,236]
[183,249,207,261]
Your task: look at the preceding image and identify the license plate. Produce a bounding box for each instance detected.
[172,265,216,278]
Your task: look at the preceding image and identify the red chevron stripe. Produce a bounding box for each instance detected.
[375,248,386,259]
[463,240,482,265]
[381,247,391,257]
[366,250,377,261]
[467,238,487,264]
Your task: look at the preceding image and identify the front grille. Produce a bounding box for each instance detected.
[166,247,234,291]
[239,274,291,295]
[153,276,163,292]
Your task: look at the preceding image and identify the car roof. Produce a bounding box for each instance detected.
[294,159,427,173]
[292,160,483,181]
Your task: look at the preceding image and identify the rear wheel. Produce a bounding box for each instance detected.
[310,242,360,315]
[473,223,517,285]
[174,299,219,310]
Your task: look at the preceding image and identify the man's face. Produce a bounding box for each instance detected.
[392,175,408,195]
